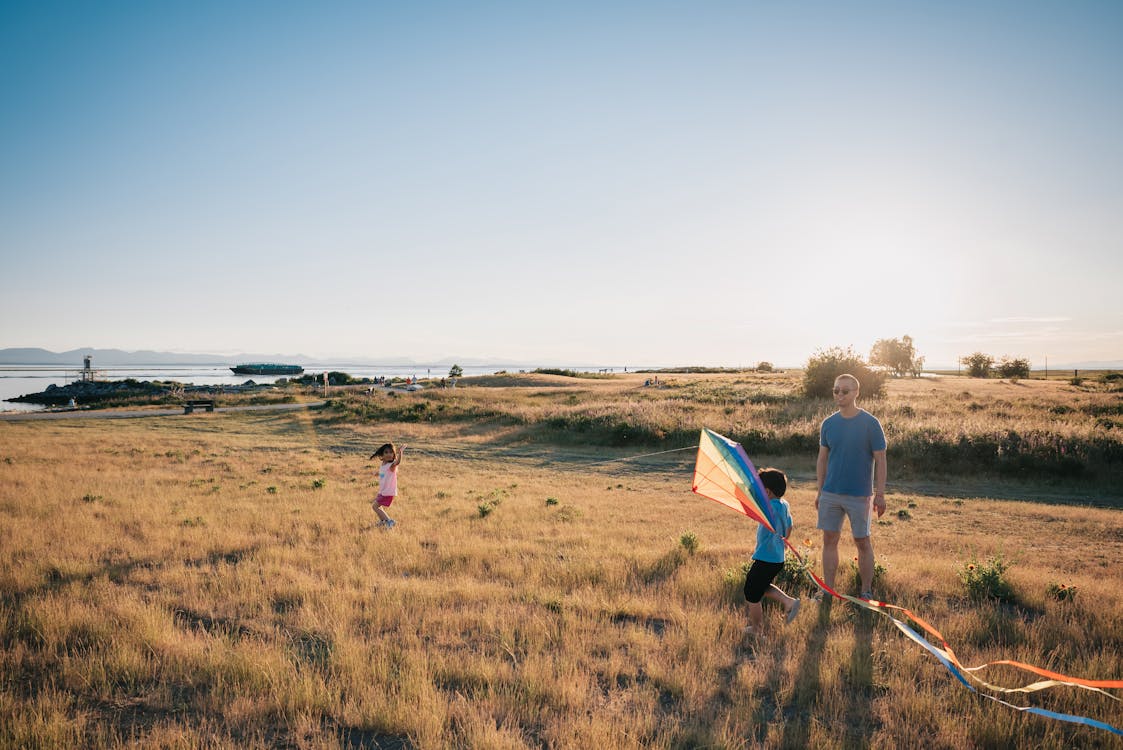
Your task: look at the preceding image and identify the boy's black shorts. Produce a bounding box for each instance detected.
[744,559,784,604]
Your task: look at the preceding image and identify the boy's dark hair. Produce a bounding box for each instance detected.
[370,442,394,460]
[758,467,787,498]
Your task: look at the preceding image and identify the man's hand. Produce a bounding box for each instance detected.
[873,492,886,518]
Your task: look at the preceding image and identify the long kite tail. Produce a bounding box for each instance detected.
[781,539,1123,735]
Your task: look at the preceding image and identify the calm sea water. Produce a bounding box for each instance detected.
[0,363,628,413]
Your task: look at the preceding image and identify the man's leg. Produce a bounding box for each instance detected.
[854,535,875,595]
[821,530,841,588]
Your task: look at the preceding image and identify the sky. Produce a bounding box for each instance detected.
[2,1,1121,368]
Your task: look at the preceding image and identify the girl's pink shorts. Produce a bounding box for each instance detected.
[375,494,395,508]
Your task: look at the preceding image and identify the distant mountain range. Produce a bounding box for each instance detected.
[0,347,535,368]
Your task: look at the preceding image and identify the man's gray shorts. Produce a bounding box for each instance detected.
[817,491,873,538]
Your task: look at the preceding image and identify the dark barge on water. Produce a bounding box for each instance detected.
[230,363,305,375]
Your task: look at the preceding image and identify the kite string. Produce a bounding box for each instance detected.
[399,443,696,466]
[581,445,696,466]
[782,539,1123,696]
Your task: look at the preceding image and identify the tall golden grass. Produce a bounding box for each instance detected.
[2,375,1122,748]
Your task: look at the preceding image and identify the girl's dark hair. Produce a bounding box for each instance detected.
[370,442,395,460]
[757,467,788,498]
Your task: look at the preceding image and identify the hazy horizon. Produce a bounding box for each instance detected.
[3,3,1121,367]
[1,345,1117,372]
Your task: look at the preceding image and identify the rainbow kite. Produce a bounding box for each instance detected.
[692,428,1123,737]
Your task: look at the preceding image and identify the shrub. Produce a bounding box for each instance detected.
[845,557,887,591]
[959,553,1014,601]
[477,503,494,518]
[962,352,994,378]
[679,531,699,555]
[1046,582,1078,602]
[996,357,1031,380]
[802,346,887,399]
[311,478,325,490]
[545,497,559,506]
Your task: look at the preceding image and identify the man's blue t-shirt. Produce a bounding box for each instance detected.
[820,409,887,497]
[753,497,792,563]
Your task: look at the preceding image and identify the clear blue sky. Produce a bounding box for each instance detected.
[2,1,1121,367]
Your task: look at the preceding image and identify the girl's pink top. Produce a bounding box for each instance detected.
[378,463,398,496]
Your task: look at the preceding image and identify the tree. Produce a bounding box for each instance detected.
[448,364,463,378]
[755,361,774,373]
[996,357,1030,380]
[870,335,923,377]
[961,352,994,378]
[802,347,887,399]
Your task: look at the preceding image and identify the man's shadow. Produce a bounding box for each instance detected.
[776,597,833,748]
[769,596,884,748]
[844,604,883,743]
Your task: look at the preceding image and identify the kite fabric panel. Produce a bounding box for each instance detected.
[692,428,781,532]
[691,427,1123,737]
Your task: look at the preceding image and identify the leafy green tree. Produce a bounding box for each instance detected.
[448,364,463,378]
[870,335,924,377]
[962,352,994,378]
[996,357,1030,380]
[802,347,887,399]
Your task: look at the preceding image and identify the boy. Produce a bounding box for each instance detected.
[744,467,801,636]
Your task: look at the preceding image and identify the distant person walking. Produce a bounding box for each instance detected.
[370,442,405,529]
[816,374,887,600]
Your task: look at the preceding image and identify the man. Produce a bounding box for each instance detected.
[816,373,887,599]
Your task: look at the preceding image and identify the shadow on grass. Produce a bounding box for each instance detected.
[748,630,791,747]
[844,606,885,744]
[333,723,414,749]
[629,549,686,586]
[780,598,833,748]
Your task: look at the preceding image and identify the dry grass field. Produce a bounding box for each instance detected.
[2,372,1122,748]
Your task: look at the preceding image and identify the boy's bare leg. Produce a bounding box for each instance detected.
[763,585,797,613]
[746,601,764,634]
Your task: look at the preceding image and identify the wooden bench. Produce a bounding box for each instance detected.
[183,399,215,414]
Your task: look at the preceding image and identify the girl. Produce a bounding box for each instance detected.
[370,442,404,529]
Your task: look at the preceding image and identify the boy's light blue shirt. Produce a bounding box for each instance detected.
[753,497,792,563]
[820,409,887,497]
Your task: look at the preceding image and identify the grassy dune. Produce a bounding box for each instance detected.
[326,370,1123,486]
[2,375,1122,748]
